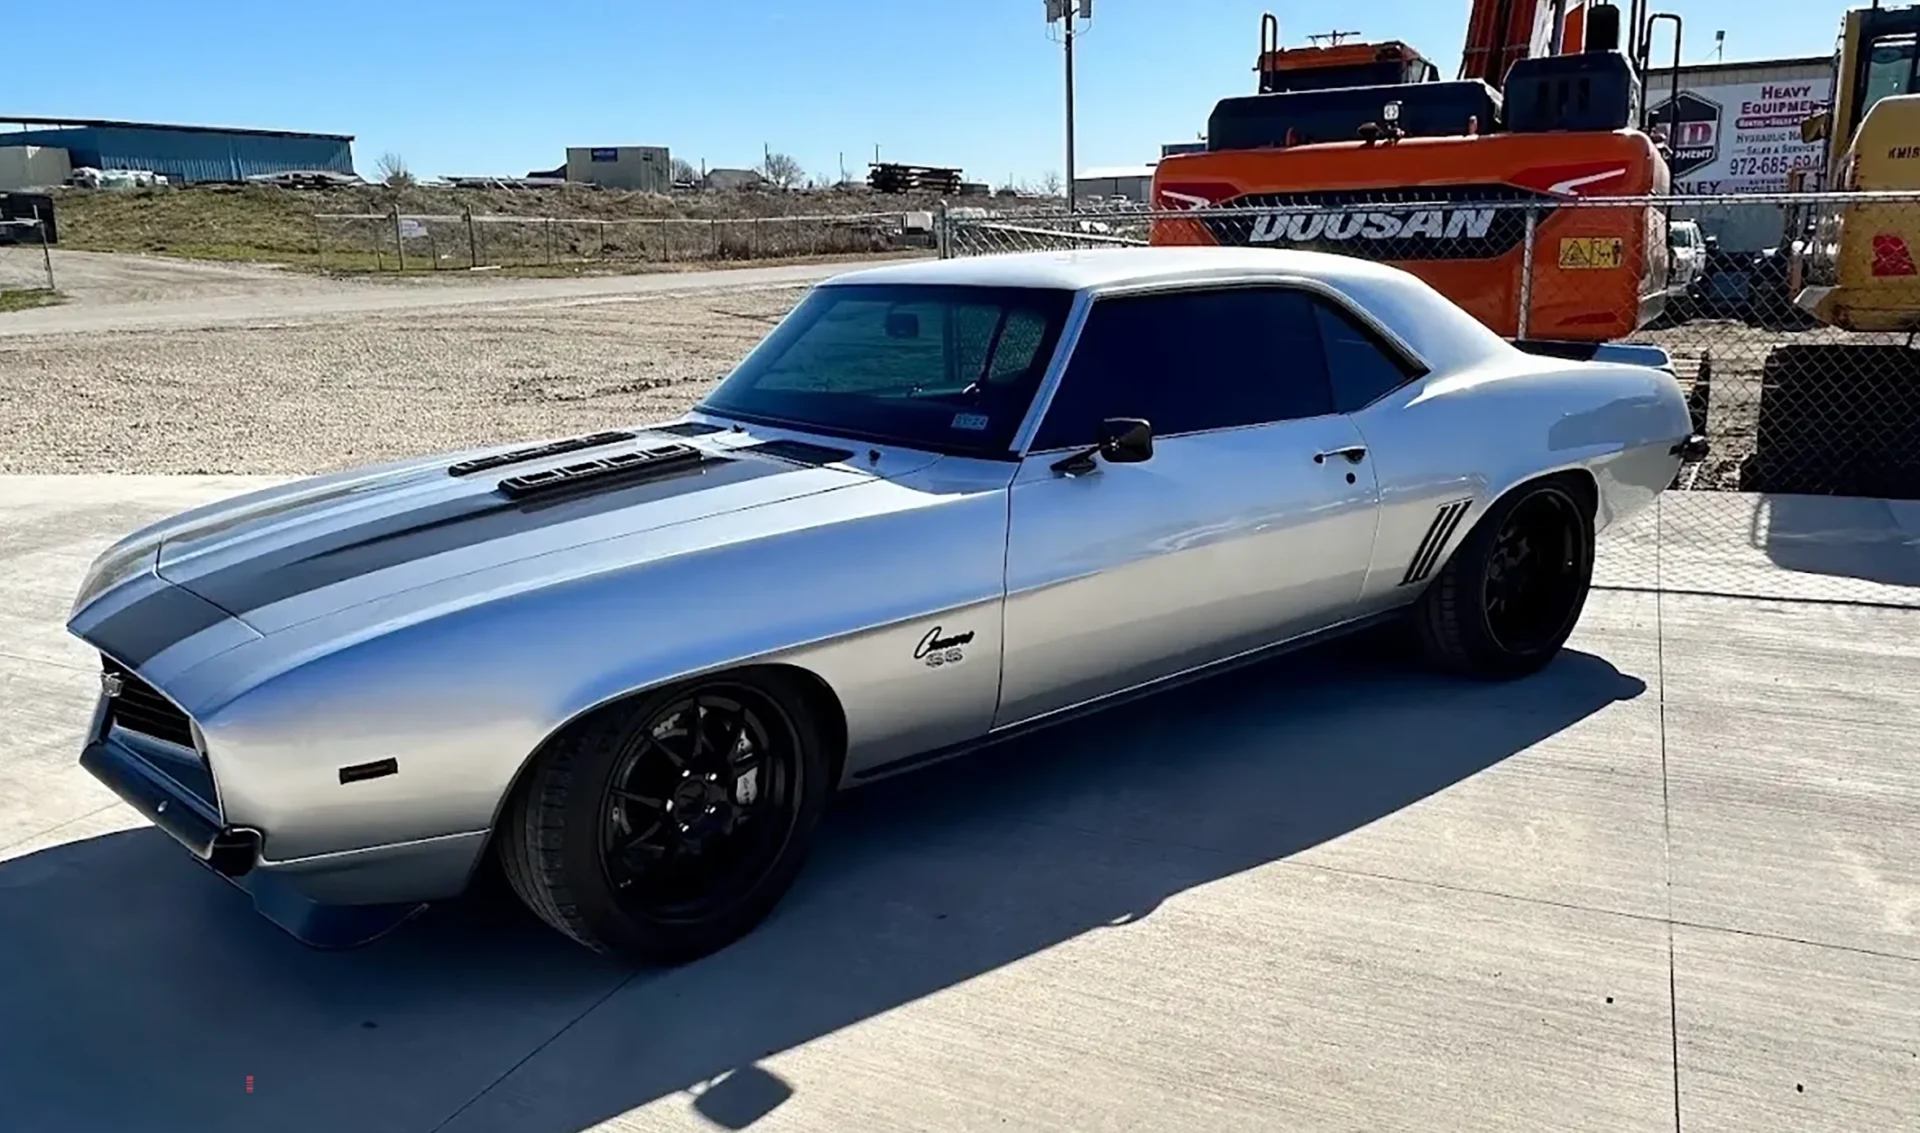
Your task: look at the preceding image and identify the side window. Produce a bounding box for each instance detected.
[1032,288,1334,450]
[1312,300,1422,413]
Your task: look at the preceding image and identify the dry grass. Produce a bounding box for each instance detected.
[0,289,65,314]
[49,183,963,272]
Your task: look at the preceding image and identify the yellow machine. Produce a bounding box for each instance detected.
[1795,1,1920,330]
[1740,2,1920,498]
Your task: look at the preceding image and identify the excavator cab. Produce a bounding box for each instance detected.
[1255,16,1440,93]
[1152,1,1676,344]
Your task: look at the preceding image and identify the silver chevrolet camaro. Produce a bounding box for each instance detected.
[66,247,1698,963]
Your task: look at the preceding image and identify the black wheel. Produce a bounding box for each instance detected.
[498,670,832,964]
[1415,480,1593,680]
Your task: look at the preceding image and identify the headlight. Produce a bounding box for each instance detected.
[70,541,160,619]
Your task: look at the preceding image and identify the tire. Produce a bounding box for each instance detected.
[498,669,832,964]
[1414,479,1594,680]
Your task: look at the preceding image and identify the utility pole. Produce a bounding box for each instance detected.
[1048,0,1090,212]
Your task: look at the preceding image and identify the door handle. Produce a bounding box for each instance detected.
[1313,445,1367,465]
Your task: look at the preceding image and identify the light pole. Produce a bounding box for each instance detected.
[1047,0,1091,213]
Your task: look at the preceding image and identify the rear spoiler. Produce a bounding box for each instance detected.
[1512,338,1674,373]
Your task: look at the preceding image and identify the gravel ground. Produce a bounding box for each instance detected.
[38,250,365,307]
[0,288,804,474]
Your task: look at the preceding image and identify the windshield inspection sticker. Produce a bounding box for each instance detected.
[951,412,990,432]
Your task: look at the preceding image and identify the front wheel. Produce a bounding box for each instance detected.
[1414,480,1594,680]
[497,670,832,964]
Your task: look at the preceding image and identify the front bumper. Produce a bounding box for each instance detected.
[79,724,433,950]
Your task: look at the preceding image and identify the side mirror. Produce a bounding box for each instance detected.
[1801,110,1830,145]
[1049,417,1153,476]
[1098,417,1154,463]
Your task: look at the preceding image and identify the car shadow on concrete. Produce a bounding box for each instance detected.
[0,631,1645,1133]
[1758,493,1920,589]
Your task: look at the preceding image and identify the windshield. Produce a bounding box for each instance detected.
[697,283,1076,458]
[1863,34,1919,117]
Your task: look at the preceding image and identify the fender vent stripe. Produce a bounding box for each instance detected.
[447,431,637,477]
[651,421,728,437]
[1401,499,1473,586]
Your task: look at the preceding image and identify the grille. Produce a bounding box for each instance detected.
[103,659,196,749]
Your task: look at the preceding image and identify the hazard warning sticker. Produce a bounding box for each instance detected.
[1558,237,1626,270]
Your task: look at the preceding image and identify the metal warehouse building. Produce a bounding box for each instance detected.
[0,117,355,185]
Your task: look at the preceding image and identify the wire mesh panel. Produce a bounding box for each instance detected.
[942,192,1920,606]
[0,220,55,293]
[314,210,927,272]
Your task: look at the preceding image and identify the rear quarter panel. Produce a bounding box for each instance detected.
[1349,354,1687,611]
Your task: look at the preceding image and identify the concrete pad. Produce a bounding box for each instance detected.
[1657,594,1920,726]
[0,655,118,849]
[1665,700,1920,959]
[1675,925,1920,1133]
[1647,492,1920,607]
[0,824,629,1133]
[1595,501,1661,591]
[0,474,284,669]
[439,835,1676,1133]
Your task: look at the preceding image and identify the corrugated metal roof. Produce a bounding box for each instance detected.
[0,126,354,184]
[0,115,351,141]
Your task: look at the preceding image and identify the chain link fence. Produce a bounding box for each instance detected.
[314,209,933,273]
[941,192,1920,605]
[0,219,56,294]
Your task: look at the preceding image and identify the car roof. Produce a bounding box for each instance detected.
[825,247,1515,374]
[826,246,1414,292]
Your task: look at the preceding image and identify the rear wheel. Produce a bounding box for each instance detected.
[1415,480,1594,680]
[498,670,831,964]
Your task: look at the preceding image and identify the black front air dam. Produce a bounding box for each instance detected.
[79,734,423,950]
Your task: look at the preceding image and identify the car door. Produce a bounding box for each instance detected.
[994,284,1384,728]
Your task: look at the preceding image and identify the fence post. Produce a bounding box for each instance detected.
[710,218,719,259]
[660,217,671,263]
[465,206,477,269]
[546,218,555,265]
[314,212,325,271]
[936,199,951,259]
[391,208,405,273]
[35,209,54,292]
[1516,206,1537,341]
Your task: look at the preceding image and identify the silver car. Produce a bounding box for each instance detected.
[66,247,1697,962]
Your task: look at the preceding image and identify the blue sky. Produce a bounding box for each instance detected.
[5,0,1852,184]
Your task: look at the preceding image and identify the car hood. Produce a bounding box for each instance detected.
[144,427,883,636]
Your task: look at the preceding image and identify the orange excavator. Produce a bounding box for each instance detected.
[1150,1,1683,349]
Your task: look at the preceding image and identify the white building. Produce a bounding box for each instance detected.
[565,146,671,192]
[1644,55,1834,251]
[0,144,72,191]
[1073,163,1156,206]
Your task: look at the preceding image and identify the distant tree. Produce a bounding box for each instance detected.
[671,157,697,184]
[1036,170,1063,196]
[375,152,414,188]
[759,151,804,190]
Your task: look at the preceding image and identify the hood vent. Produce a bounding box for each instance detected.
[739,439,856,466]
[497,442,710,499]
[652,421,729,437]
[448,430,637,477]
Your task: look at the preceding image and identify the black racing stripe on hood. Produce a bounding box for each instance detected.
[87,583,232,669]
[170,456,787,617]
[163,466,444,558]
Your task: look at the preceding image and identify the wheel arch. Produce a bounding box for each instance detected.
[473,660,851,875]
[1428,465,1599,585]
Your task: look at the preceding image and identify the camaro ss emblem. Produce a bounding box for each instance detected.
[101,672,124,698]
[914,626,974,668]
